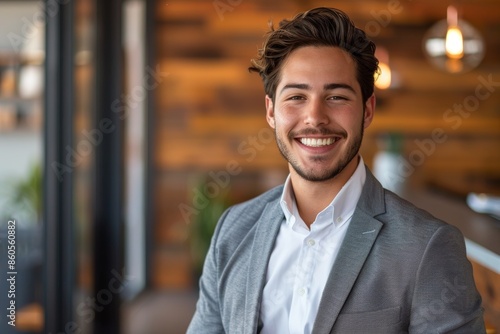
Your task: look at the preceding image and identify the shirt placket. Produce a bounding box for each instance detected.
[288,233,317,334]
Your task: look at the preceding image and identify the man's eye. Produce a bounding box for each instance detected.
[289,96,304,100]
[328,96,347,100]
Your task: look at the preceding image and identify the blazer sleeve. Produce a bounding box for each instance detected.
[409,224,486,333]
[186,208,231,334]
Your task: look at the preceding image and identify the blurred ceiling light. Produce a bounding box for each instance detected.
[376,62,392,90]
[423,5,484,74]
[445,6,463,59]
[375,47,392,90]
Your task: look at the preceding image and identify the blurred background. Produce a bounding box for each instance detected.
[0,0,499,333]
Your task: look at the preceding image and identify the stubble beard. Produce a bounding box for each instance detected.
[274,121,364,182]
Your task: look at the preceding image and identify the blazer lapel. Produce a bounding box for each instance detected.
[243,199,284,334]
[312,168,386,334]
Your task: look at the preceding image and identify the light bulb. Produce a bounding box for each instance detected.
[445,6,463,60]
[375,62,392,90]
[445,25,464,59]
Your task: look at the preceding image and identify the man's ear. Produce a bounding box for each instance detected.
[363,94,376,129]
[265,95,275,129]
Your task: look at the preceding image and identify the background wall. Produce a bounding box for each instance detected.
[151,0,500,291]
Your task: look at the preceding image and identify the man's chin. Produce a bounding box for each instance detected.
[291,165,344,183]
[291,154,360,182]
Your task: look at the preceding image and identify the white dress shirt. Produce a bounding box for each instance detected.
[260,157,366,334]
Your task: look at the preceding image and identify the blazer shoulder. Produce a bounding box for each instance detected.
[381,188,459,237]
[360,169,450,235]
[215,185,284,238]
[227,184,283,218]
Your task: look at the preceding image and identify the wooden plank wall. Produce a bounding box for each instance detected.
[152,0,500,290]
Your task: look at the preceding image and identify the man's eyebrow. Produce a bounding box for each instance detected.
[324,83,356,93]
[279,83,356,95]
[280,83,310,94]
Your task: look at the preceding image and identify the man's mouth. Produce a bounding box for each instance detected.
[299,137,338,147]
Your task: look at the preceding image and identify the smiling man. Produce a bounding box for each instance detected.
[187,7,485,334]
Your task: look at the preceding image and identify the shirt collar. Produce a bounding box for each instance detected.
[280,173,295,225]
[279,156,366,229]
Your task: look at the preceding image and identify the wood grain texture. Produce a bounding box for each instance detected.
[151,0,500,290]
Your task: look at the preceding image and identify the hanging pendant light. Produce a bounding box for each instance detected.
[423,5,484,74]
[375,47,392,90]
[444,6,464,60]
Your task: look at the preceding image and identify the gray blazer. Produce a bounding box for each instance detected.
[187,167,485,334]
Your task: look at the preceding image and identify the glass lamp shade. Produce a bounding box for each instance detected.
[423,19,485,73]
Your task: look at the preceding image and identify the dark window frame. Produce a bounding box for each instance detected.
[43,0,154,332]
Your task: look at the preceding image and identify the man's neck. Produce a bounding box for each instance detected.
[290,155,360,228]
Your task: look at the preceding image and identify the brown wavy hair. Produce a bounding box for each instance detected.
[249,7,379,103]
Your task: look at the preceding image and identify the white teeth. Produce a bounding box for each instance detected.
[300,137,336,147]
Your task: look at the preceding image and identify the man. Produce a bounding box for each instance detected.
[187,7,485,334]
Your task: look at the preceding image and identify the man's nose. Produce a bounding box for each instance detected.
[304,99,329,127]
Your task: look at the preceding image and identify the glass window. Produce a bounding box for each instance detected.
[0,1,45,332]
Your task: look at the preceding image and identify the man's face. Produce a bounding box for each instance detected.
[265,46,375,182]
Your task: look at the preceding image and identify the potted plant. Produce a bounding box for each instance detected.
[1,162,42,222]
[188,177,229,282]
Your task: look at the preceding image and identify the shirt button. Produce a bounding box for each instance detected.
[298,288,306,296]
[336,216,343,224]
[307,238,315,246]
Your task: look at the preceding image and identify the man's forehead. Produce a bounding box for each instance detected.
[276,47,360,93]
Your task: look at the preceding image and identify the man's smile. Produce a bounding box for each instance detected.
[298,137,339,147]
